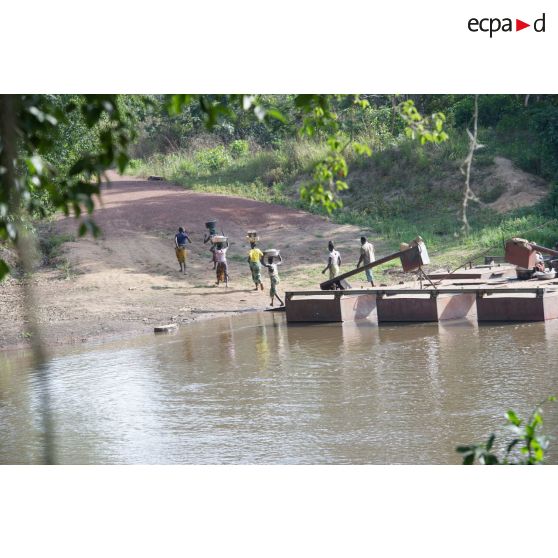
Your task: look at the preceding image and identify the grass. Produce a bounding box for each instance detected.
[36,228,79,280]
[127,139,326,205]
[39,231,75,265]
[228,254,247,263]
[127,133,558,270]
[56,258,77,280]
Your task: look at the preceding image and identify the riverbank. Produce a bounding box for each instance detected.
[127,139,556,254]
[0,172,385,351]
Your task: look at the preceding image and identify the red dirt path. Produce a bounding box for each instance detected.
[0,172,374,350]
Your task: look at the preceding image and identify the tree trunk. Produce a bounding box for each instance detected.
[460,95,481,234]
[0,95,56,464]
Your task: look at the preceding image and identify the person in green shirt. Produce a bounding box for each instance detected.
[247,242,264,291]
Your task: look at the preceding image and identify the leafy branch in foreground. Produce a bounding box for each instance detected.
[457,396,556,465]
[398,99,449,145]
[299,96,449,213]
[1,94,138,463]
[0,94,136,280]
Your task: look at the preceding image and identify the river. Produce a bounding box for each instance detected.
[1,313,557,464]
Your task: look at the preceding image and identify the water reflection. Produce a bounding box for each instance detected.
[1,315,558,464]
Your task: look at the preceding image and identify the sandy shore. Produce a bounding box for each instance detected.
[0,172,381,350]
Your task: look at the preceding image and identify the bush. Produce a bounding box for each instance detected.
[194,146,231,171]
[176,159,197,176]
[40,232,75,264]
[127,159,142,170]
[263,166,286,186]
[451,95,521,128]
[229,139,250,158]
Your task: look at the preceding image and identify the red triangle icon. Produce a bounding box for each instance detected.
[516,19,530,31]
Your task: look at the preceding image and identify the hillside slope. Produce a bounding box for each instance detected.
[129,136,554,253]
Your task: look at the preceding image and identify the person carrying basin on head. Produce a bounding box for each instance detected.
[174,226,192,274]
[356,236,375,287]
[247,242,264,291]
[204,220,219,270]
[214,237,229,287]
[322,241,341,280]
[261,250,284,307]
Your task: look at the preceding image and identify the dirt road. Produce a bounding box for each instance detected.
[0,172,378,350]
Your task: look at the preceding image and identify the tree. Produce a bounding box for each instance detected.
[459,94,482,234]
[0,94,136,463]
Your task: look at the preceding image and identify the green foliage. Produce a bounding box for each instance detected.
[451,95,523,128]
[127,94,448,216]
[195,146,231,171]
[166,94,286,133]
[229,139,250,158]
[0,259,9,279]
[126,93,449,216]
[127,158,143,171]
[127,94,452,217]
[300,136,350,214]
[457,397,556,465]
[297,97,448,213]
[452,96,558,184]
[0,94,137,280]
[399,100,449,144]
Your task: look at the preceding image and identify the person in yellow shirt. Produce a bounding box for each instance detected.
[247,242,264,291]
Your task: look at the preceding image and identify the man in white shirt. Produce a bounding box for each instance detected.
[357,236,375,287]
[322,241,342,280]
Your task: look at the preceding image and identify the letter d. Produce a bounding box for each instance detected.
[534,13,545,32]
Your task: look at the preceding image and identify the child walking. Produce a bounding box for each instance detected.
[214,240,229,287]
[174,226,192,274]
[261,253,284,307]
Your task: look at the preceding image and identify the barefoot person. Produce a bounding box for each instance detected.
[357,236,375,287]
[261,253,284,307]
[322,241,341,280]
[174,227,191,274]
[214,240,229,287]
[247,242,264,291]
[204,221,218,270]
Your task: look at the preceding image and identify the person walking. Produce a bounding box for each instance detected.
[247,242,264,291]
[204,221,219,270]
[214,240,229,287]
[322,241,341,280]
[356,236,375,287]
[261,253,284,307]
[174,226,192,274]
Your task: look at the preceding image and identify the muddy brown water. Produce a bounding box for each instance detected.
[1,313,558,464]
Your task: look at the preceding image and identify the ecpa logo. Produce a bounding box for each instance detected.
[468,13,546,37]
